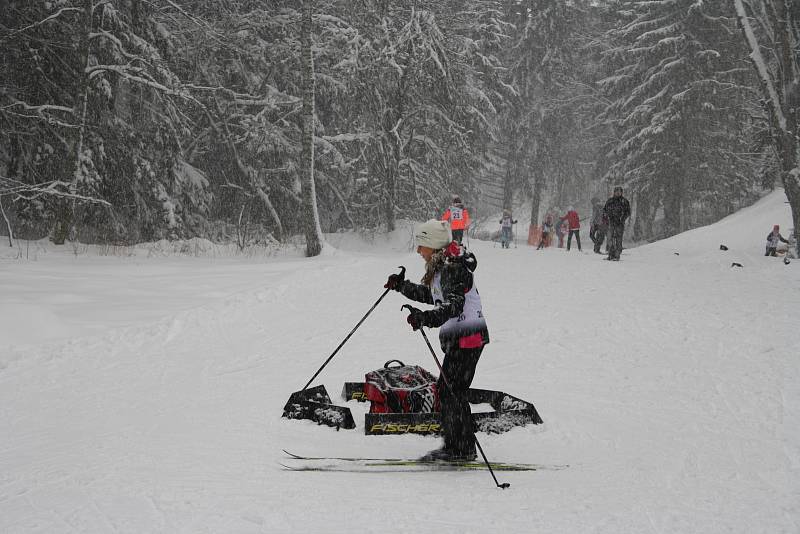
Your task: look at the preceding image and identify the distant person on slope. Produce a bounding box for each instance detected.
[603,186,631,261]
[441,196,470,244]
[383,219,489,462]
[555,212,567,248]
[765,224,790,256]
[589,197,608,254]
[499,209,517,249]
[537,213,554,250]
[560,206,582,252]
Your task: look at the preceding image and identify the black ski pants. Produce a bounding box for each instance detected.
[590,224,606,253]
[438,345,482,455]
[607,222,624,260]
[500,226,512,248]
[537,232,550,249]
[567,230,581,251]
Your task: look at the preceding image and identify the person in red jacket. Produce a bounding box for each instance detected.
[441,196,471,244]
[560,206,581,251]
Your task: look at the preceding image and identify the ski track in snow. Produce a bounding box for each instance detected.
[0,191,798,533]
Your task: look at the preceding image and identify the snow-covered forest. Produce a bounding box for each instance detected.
[1,1,799,254]
[2,3,800,531]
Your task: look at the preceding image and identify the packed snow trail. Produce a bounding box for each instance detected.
[0,190,797,533]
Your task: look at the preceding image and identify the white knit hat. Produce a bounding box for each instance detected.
[415,219,452,249]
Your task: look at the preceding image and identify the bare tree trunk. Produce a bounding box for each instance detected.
[70,0,93,240]
[384,155,397,232]
[255,186,283,241]
[735,0,800,256]
[300,0,323,256]
[663,175,683,238]
[663,143,686,237]
[502,142,515,212]
[524,134,543,230]
[0,195,13,247]
[529,168,543,230]
[633,191,654,241]
[53,0,92,244]
[383,38,414,233]
[773,1,800,256]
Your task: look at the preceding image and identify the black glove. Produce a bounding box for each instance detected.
[384,272,404,291]
[405,306,425,331]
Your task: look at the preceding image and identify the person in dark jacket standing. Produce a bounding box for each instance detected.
[589,197,608,254]
[384,219,489,462]
[603,186,631,261]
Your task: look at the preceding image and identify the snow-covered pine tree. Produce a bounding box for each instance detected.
[436,0,510,218]
[497,0,597,227]
[1,0,211,244]
[337,1,504,231]
[163,1,299,244]
[171,1,364,243]
[1,1,100,242]
[600,0,762,239]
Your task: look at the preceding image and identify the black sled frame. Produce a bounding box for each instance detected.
[282,385,356,430]
[341,382,543,435]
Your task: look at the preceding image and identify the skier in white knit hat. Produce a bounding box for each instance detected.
[383,219,490,461]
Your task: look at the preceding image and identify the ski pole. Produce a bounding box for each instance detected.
[301,266,405,391]
[404,311,510,489]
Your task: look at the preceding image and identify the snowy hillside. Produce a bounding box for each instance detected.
[1,190,798,533]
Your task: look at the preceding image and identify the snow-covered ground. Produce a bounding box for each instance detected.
[1,190,798,533]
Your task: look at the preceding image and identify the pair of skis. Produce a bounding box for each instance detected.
[280,450,567,473]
